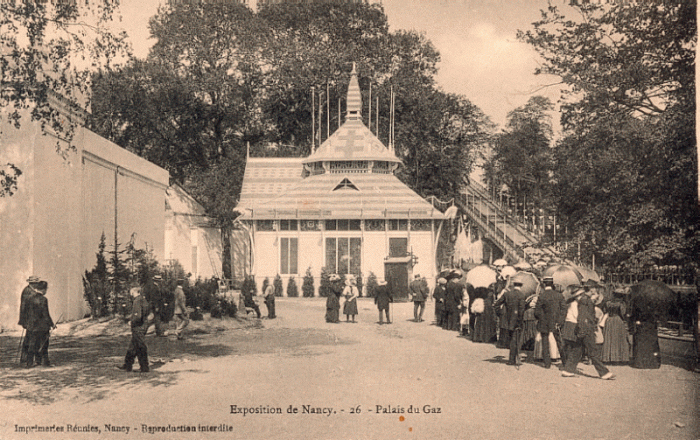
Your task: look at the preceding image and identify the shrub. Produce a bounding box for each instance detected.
[242,274,257,297]
[287,276,299,297]
[319,267,331,297]
[220,296,238,318]
[188,277,218,312]
[210,299,224,319]
[302,267,315,297]
[273,274,284,297]
[365,272,378,298]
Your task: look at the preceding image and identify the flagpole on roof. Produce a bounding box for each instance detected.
[368,81,372,133]
[326,82,330,140]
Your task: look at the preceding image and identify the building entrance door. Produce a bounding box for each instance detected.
[384,258,412,302]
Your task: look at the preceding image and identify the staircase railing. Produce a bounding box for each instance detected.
[455,181,557,260]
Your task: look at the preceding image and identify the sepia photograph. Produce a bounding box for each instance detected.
[0,0,698,438]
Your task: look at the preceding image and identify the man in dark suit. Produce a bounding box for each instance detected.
[143,274,166,336]
[18,275,41,364]
[493,280,526,367]
[25,280,54,368]
[118,285,151,373]
[409,274,429,322]
[445,274,464,331]
[433,278,447,327]
[534,276,562,369]
[374,280,393,324]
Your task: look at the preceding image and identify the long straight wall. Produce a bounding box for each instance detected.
[0,117,169,329]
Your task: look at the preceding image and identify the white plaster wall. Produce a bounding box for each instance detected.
[0,119,39,328]
[254,233,278,280]
[0,117,169,329]
[363,233,388,281]
[197,227,222,279]
[410,231,436,287]
[34,129,84,323]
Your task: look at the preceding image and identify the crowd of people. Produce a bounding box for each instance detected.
[429,260,665,379]
[16,274,195,373]
[15,263,672,376]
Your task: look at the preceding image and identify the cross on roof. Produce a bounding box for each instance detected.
[336,128,366,158]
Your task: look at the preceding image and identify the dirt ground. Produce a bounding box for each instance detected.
[1,297,698,440]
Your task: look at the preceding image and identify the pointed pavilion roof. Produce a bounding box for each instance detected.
[302,64,401,166]
[235,63,442,221]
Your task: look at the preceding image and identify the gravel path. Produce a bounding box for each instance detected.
[1,297,698,440]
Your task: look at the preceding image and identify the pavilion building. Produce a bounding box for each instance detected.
[235,65,444,298]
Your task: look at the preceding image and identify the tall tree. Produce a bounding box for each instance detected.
[484,96,554,212]
[519,2,697,268]
[0,0,129,196]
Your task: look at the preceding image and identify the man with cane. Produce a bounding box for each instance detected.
[25,280,55,368]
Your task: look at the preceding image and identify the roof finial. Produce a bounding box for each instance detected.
[346,62,361,121]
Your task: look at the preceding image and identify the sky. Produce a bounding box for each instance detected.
[114,0,565,129]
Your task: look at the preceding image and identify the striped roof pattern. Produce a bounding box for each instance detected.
[237,158,443,220]
[238,157,304,203]
[303,119,401,164]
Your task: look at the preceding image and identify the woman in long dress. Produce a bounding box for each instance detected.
[519,294,539,352]
[471,286,497,343]
[630,297,661,369]
[342,275,359,323]
[325,274,342,323]
[602,293,631,363]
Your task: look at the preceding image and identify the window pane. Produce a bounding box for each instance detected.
[325,238,337,274]
[411,219,432,231]
[289,238,298,274]
[338,219,349,230]
[257,220,274,231]
[280,220,298,231]
[301,220,320,231]
[338,237,349,275]
[350,237,361,275]
[389,238,408,257]
[398,219,408,230]
[349,220,361,230]
[325,220,337,231]
[280,238,289,274]
[365,219,385,231]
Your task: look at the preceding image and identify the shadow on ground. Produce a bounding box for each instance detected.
[0,319,349,405]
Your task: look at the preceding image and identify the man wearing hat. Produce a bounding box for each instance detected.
[325,274,342,323]
[534,276,564,369]
[18,276,42,363]
[172,279,189,340]
[374,280,393,324]
[118,285,151,373]
[25,280,55,368]
[409,274,429,322]
[433,278,447,327]
[493,280,527,367]
[444,273,464,331]
[143,274,166,336]
[560,286,614,379]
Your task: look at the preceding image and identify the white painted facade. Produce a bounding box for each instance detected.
[164,184,222,281]
[0,107,169,329]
